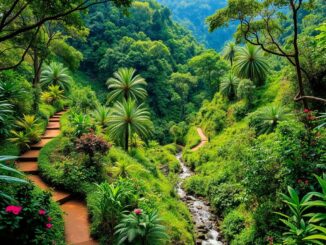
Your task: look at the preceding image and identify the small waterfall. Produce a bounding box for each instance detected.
[176,153,224,245]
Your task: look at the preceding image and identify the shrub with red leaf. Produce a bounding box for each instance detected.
[75,133,110,162]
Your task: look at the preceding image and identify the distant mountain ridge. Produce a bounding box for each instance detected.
[156,0,235,50]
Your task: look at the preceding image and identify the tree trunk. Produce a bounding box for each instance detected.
[291,1,308,109]
[124,125,129,151]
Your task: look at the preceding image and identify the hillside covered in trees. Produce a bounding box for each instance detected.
[0,0,325,245]
[157,0,236,50]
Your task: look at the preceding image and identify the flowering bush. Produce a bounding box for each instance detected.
[0,184,64,244]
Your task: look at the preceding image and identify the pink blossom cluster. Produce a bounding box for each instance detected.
[5,205,22,215]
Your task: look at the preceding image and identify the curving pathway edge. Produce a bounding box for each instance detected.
[191,128,208,152]
[16,110,97,245]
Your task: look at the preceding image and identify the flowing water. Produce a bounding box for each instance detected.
[176,153,224,245]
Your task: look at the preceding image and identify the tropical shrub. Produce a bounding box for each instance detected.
[209,182,244,215]
[277,175,326,244]
[87,181,137,244]
[107,67,147,103]
[221,209,246,241]
[92,104,110,129]
[70,113,93,137]
[0,100,13,137]
[0,70,33,115]
[75,133,110,165]
[237,79,255,100]
[249,105,290,135]
[0,156,28,200]
[38,137,104,194]
[9,115,42,149]
[69,86,98,112]
[40,62,72,93]
[115,209,168,245]
[0,184,64,244]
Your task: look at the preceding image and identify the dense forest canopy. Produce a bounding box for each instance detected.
[0,0,325,245]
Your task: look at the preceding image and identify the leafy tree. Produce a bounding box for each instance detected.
[207,0,326,106]
[108,99,153,151]
[233,45,269,85]
[0,0,132,71]
[40,62,72,92]
[167,72,197,119]
[188,50,228,97]
[107,68,147,103]
[222,41,238,66]
[115,209,168,245]
[220,73,240,100]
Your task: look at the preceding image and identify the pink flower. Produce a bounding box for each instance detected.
[5,205,22,215]
[39,209,46,215]
[45,223,53,229]
[297,179,302,184]
[305,180,309,185]
[304,109,310,113]
[134,209,142,215]
[48,216,52,221]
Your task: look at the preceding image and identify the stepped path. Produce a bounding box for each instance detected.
[191,128,208,151]
[16,110,97,245]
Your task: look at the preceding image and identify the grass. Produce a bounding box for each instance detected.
[0,140,20,156]
[184,126,201,149]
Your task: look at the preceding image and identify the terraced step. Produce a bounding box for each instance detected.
[61,200,96,244]
[49,118,60,122]
[19,150,40,161]
[55,111,66,115]
[74,240,98,245]
[16,161,38,173]
[42,129,61,139]
[52,115,61,118]
[27,175,71,204]
[47,121,60,129]
[31,139,52,149]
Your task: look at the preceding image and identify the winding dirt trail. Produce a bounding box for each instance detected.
[16,110,97,245]
[191,128,208,151]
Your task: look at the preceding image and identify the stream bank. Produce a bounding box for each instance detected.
[176,153,224,245]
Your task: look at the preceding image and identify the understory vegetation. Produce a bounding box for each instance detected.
[0,0,325,244]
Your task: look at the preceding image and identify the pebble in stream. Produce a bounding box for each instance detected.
[176,153,224,245]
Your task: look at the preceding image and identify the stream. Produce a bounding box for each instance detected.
[176,153,224,245]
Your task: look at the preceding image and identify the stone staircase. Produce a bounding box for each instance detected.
[16,110,97,245]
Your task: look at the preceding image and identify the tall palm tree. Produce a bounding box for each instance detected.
[220,73,240,100]
[222,41,238,66]
[106,68,147,103]
[40,62,72,92]
[108,99,153,151]
[234,45,269,84]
